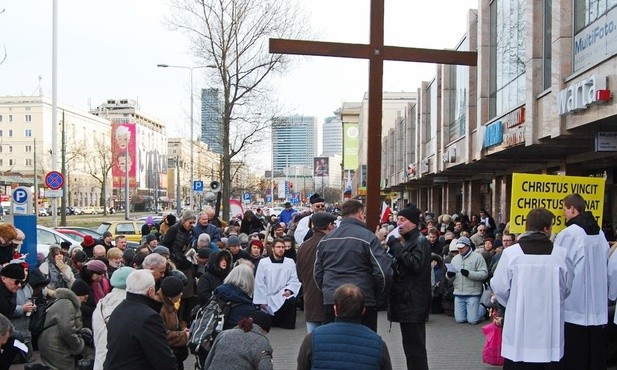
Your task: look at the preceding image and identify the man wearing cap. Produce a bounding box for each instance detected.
[296,211,337,333]
[192,211,222,246]
[315,199,393,332]
[92,266,135,370]
[294,193,327,245]
[385,204,432,370]
[104,270,178,370]
[81,235,97,259]
[144,234,159,253]
[99,232,114,251]
[227,235,250,264]
[297,284,392,370]
[491,208,572,366]
[445,236,488,325]
[279,202,296,225]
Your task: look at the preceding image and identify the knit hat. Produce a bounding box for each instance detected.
[82,235,96,247]
[249,240,264,254]
[146,216,154,226]
[110,267,135,289]
[169,269,188,286]
[152,246,170,256]
[86,259,107,274]
[398,206,421,225]
[71,279,90,297]
[455,236,472,249]
[73,250,88,263]
[197,248,211,259]
[228,235,240,247]
[27,268,50,288]
[309,193,325,204]
[0,263,25,281]
[249,310,272,333]
[145,234,157,244]
[161,276,184,298]
[312,212,337,229]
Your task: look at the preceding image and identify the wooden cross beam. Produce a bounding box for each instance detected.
[270,0,477,230]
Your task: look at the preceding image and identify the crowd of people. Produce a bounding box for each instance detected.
[0,191,614,369]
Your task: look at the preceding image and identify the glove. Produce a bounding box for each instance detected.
[446,271,456,278]
[80,328,93,345]
[460,269,469,277]
[386,235,398,247]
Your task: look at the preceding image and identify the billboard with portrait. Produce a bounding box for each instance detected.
[111,121,137,188]
[314,157,329,177]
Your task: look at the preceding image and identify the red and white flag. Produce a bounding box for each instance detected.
[380,201,392,224]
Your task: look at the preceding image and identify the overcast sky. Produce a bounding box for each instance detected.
[0,0,477,171]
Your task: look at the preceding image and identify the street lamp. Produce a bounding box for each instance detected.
[157,63,216,211]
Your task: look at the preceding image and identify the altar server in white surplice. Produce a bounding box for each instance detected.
[491,208,572,367]
[253,238,301,329]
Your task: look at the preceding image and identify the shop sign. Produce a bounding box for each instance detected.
[595,131,617,152]
[483,121,503,148]
[557,74,610,115]
[574,6,617,72]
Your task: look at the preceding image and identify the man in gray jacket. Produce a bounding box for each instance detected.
[314,199,393,332]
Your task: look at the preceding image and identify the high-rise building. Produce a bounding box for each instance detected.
[200,88,223,154]
[272,115,317,181]
[321,116,343,157]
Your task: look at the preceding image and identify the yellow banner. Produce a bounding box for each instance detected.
[509,173,605,234]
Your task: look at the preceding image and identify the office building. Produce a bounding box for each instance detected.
[200,88,223,154]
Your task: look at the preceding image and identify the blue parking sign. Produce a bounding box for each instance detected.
[243,192,251,203]
[193,181,204,192]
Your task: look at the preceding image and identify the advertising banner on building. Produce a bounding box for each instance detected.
[314,157,329,177]
[343,122,359,170]
[509,173,605,234]
[573,6,617,72]
[111,121,137,188]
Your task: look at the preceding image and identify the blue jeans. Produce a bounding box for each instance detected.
[454,295,484,324]
[305,321,321,333]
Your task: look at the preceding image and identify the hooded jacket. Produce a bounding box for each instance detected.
[38,288,85,370]
[196,249,233,305]
[213,283,259,330]
[92,288,127,370]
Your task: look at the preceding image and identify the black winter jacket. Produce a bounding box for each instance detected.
[387,228,432,323]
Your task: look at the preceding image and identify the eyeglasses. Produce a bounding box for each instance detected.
[313,204,325,209]
[12,279,23,286]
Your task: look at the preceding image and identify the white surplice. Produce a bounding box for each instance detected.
[253,257,302,314]
[491,244,572,363]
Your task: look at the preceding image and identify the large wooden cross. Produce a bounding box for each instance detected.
[270,0,477,230]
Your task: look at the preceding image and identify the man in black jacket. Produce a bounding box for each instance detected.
[315,199,393,332]
[386,205,432,370]
[104,270,177,370]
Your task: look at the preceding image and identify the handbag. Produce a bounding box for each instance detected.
[480,283,493,308]
[482,322,505,366]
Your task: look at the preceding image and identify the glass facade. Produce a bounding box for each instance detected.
[489,0,527,118]
[200,88,223,154]
[575,0,617,33]
[272,115,317,174]
[543,0,552,90]
[448,37,469,142]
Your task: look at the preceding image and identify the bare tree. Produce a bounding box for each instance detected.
[83,136,113,215]
[167,0,310,219]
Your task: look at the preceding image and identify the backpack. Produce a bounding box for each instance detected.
[28,298,63,336]
[188,295,232,354]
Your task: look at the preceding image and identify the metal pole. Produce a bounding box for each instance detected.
[285,155,289,202]
[60,110,66,226]
[270,156,274,208]
[176,159,181,216]
[189,68,194,211]
[124,137,129,220]
[51,0,59,227]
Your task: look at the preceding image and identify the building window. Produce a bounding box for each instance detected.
[8,146,12,153]
[489,0,527,118]
[25,159,32,166]
[0,159,3,166]
[8,115,12,123]
[25,145,32,153]
[8,130,12,137]
[448,38,469,142]
[0,115,2,122]
[0,130,2,137]
[24,129,32,137]
[25,114,32,122]
[8,159,13,166]
[543,0,552,90]
[575,0,617,33]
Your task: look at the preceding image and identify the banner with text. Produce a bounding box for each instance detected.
[343,123,359,170]
[509,173,605,234]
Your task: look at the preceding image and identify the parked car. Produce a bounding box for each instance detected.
[55,228,88,243]
[55,226,103,240]
[81,206,98,215]
[96,220,145,243]
[36,225,80,257]
[37,208,49,217]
